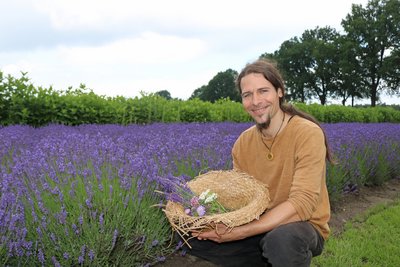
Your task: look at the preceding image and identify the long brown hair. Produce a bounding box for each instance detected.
[237,59,335,163]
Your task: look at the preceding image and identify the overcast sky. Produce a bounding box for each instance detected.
[1,0,380,103]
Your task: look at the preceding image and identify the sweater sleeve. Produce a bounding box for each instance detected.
[232,137,242,171]
[287,124,326,221]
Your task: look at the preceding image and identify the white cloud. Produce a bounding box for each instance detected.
[1,0,373,101]
[57,32,207,65]
[32,0,362,31]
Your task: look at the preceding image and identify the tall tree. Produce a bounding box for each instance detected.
[270,27,341,105]
[264,38,314,103]
[189,85,206,100]
[342,0,400,106]
[201,69,240,103]
[300,26,341,105]
[334,36,366,106]
[155,90,172,100]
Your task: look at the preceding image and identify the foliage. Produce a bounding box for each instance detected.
[312,200,400,267]
[155,90,172,100]
[190,69,241,103]
[1,71,399,126]
[340,0,400,106]
[263,0,400,107]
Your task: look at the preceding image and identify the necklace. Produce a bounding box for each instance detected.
[261,113,285,160]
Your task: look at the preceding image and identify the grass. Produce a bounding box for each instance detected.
[312,199,400,267]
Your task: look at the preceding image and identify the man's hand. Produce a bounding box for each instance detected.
[192,223,239,243]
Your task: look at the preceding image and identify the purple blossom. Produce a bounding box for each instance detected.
[157,256,166,262]
[151,239,159,247]
[88,249,95,261]
[0,122,399,265]
[196,205,206,216]
[99,213,104,228]
[184,208,192,215]
[78,215,83,225]
[37,248,45,264]
[78,255,84,265]
[85,198,92,209]
[52,256,61,267]
[112,229,118,248]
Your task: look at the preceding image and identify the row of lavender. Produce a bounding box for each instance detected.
[1,122,399,266]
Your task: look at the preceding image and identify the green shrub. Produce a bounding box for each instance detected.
[1,71,399,126]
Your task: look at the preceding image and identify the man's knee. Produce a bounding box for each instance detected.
[259,223,316,267]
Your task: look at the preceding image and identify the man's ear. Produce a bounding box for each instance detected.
[277,88,283,98]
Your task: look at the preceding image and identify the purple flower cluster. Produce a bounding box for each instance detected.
[0,122,246,265]
[323,123,400,194]
[0,122,399,265]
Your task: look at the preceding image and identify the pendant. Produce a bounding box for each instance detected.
[267,152,274,160]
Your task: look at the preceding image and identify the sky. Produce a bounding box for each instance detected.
[3,0,389,104]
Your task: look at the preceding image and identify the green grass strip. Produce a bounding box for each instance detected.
[312,199,400,267]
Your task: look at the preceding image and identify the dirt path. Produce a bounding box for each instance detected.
[158,178,400,267]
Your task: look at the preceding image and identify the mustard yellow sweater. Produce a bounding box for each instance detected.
[232,116,331,240]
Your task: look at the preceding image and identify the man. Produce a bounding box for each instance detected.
[186,59,332,267]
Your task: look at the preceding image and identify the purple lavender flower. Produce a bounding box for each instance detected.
[112,229,118,248]
[1,122,399,265]
[184,208,192,215]
[175,241,183,251]
[157,256,166,262]
[78,255,84,265]
[99,213,104,228]
[151,239,159,247]
[52,256,61,267]
[78,215,83,225]
[37,248,45,264]
[88,249,95,261]
[85,198,92,209]
[196,205,206,216]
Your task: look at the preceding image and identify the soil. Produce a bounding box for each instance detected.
[157,178,400,267]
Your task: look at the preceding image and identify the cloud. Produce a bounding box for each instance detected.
[1,0,373,101]
[57,32,207,65]
[31,0,360,32]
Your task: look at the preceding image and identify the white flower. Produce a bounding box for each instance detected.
[199,189,210,200]
[204,192,217,204]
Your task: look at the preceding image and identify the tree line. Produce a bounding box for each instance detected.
[187,0,400,107]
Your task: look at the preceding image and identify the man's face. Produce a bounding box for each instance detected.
[240,73,282,128]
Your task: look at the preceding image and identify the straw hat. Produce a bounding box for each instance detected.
[163,170,270,243]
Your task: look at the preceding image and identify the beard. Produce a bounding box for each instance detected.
[256,113,272,131]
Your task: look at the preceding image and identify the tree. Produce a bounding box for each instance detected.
[300,26,341,105]
[189,85,206,100]
[333,36,367,106]
[192,69,241,103]
[155,90,172,100]
[264,38,314,103]
[270,27,341,105]
[342,0,400,106]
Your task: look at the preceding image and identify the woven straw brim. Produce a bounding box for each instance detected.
[164,170,270,238]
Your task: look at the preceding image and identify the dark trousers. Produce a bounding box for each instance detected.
[181,221,324,267]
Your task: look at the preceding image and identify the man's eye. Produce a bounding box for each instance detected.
[241,93,250,98]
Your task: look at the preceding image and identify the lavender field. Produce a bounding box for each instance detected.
[1,122,399,266]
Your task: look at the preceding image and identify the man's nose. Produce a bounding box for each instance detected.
[252,92,262,105]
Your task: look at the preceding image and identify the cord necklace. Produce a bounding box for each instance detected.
[261,113,285,160]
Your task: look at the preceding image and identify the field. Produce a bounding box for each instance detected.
[1,122,399,266]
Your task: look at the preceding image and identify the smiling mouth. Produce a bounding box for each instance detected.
[252,107,267,115]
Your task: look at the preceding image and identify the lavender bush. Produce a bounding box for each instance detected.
[1,122,399,266]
